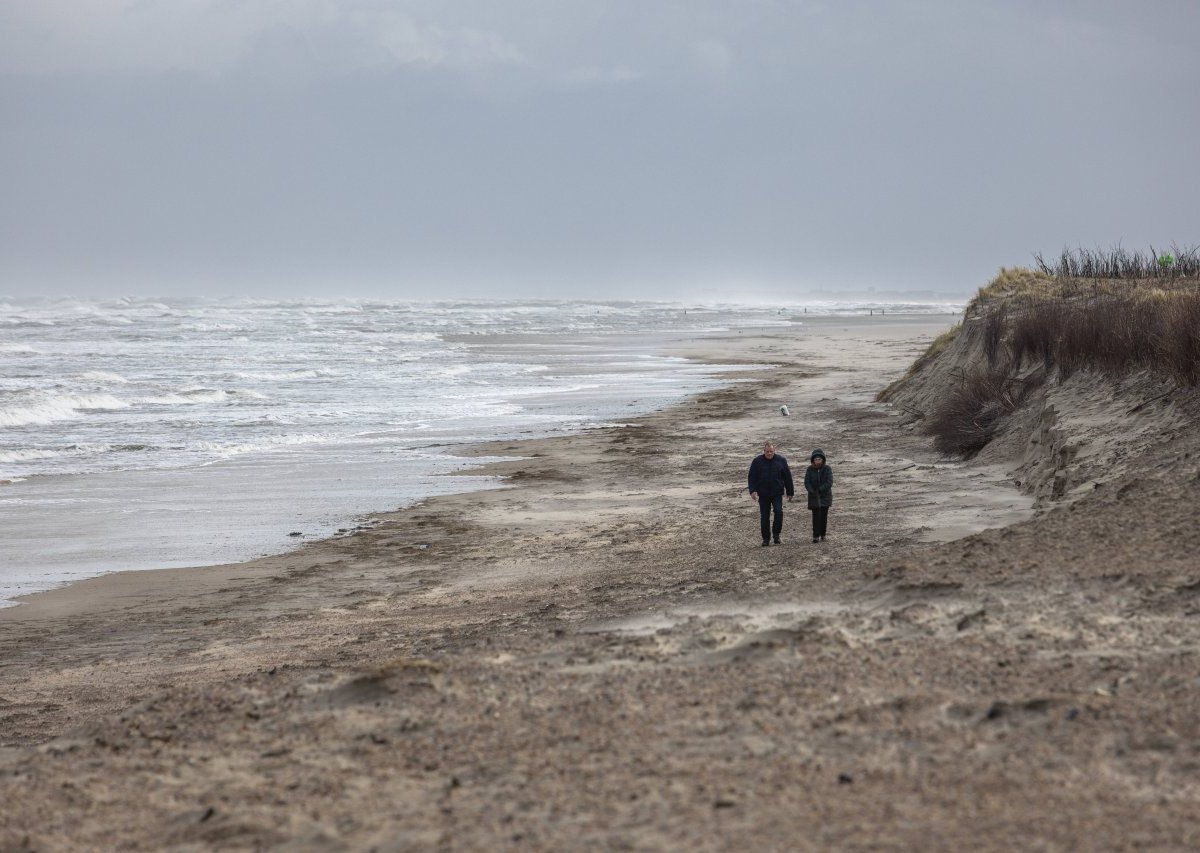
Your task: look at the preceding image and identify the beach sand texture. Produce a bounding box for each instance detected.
[3,315,1200,850]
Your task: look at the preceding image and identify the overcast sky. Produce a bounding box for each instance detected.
[2,1,1197,301]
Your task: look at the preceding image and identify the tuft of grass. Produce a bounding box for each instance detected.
[1008,300,1070,371]
[1008,289,1200,385]
[975,267,1056,303]
[983,303,1009,367]
[1034,244,1200,280]
[1163,296,1200,385]
[924,366,1038,457]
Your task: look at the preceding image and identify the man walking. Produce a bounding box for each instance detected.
[747,442,794,546]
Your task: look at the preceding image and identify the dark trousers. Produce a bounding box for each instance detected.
[811,506,830,538]
[759,494,784,542]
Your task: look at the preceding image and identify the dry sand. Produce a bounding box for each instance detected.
[3,316,1200,851]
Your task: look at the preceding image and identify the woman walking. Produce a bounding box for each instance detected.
[804,449,833,543]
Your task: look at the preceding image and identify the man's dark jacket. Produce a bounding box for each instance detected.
[747,453,794,498]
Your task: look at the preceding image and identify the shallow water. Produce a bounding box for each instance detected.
[0,297,960,604]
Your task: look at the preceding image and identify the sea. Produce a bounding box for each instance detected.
[0,296,959,606]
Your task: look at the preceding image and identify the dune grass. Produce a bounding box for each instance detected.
[1008,288,1200,385]
[1034,244,1200,280]
[922,265,1200,457]
[925,366,1037,457]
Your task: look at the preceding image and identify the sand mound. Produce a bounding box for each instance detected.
[880,274,1199,507]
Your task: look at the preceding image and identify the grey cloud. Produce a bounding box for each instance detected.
[0,1,532,76]
[1,1,1197,299]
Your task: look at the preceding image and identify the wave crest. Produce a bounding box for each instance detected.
[0,392,129,427]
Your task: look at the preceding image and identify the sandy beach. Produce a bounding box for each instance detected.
[4,314,1200,851]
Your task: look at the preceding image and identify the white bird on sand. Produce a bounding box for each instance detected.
[780,405,790,416]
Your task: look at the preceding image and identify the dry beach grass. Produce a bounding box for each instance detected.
[3,313,1200,850]
[914,272,1200,458]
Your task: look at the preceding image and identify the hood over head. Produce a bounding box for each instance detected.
[810,449,826,463]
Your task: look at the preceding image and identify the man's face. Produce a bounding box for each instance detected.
[763,444,775,459]
[812,457,823,467]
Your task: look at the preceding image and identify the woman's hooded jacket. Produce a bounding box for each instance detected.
[804,449,833,509]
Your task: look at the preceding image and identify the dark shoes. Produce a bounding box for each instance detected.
[812,537,819,544]
[773,536,781,545]
[762,540,771,547]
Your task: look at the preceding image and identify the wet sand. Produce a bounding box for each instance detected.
[4,315,1200,851]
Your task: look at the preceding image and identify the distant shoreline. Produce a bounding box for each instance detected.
[0,313,958,625]
[1,304,964,609]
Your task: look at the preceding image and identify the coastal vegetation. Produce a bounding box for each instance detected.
[889,251,1200,458]
[924,363,1037,457]
[1034,243,1200,280]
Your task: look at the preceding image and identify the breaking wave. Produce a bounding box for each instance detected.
[0,392,129,427]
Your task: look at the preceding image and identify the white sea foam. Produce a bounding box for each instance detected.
[0,343,40,354]
[87,313,135,326]
[231,369,341,381]
[138,388,269,405]
[0,443,162,477]
[136,393,205,405]
[303,304,362,315]
[184,322,248,333]
[232,414,294,426]
[0,392,129,427]
[0,448,70,463]
[192,432,332,457]
[78,371,130,384]
[0,317,56,327]
[388,332,443,343]
[436,365,474,378]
